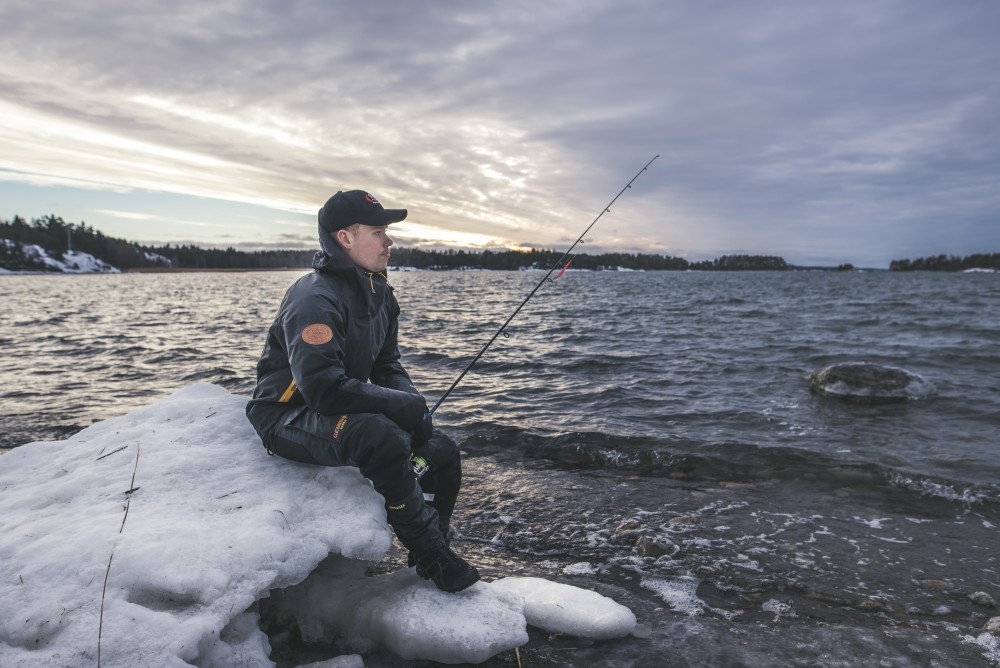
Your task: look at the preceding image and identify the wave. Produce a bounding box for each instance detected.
[458,424,1000,507]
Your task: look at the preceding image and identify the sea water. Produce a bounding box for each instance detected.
[2,269,999,667]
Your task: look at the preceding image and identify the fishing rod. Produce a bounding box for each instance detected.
[429,154,659,415]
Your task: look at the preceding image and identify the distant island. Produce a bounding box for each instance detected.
[888,254,1000,271]
[1,214,997,274]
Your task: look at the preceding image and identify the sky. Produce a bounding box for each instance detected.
[1,0,998,267]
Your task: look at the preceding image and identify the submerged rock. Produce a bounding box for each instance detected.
[636,536,678,558]
[914,578,956,592]
[971,591,998,609]
[808,362,933,403]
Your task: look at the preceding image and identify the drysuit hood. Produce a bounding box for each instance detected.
[313,223,356,274]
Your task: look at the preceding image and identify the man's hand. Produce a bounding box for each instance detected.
[412,412,433,448]
[386,391,428,432]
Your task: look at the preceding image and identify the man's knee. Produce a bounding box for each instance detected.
[417,430,461,469]
[341,413,412,475]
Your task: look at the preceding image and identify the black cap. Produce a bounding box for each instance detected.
[318,190,407,233]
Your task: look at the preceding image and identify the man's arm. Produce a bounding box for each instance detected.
[282,293,426,430]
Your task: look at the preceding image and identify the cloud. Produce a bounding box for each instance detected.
[93,209,161,221]
[0,0,998,266]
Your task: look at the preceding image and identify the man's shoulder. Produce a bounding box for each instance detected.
[284,270,351,306]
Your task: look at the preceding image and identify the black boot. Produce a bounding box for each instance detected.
[415,543,480,593]
[408,510,451,567]
[384,486,446,557]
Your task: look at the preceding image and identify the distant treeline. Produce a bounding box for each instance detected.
[889,253,1000,271]
[143,246,314,270]
[0,215,313,270]
[1,215,797,272]
[388,248,789,271]
[387,248,789,271]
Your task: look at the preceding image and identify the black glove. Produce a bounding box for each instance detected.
[411,412,433,449]
[386,391,427,432]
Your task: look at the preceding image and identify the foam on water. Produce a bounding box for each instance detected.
[641,576,706,616]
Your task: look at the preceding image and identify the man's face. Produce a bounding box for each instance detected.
[337,225,393,272]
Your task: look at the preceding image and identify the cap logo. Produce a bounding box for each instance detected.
[365,193,380,205]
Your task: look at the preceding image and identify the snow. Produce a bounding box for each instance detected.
[490,577,636,640]
[61,250,120,273]
[0,383,636,667]
[5,243,120,273]
[143,251,172,267]
[563,561,599,576]
[270,556,528,663]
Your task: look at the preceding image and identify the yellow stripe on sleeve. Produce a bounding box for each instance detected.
[278,379,297,403]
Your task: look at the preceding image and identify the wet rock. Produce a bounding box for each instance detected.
[669,515,699,526]
[267,629,292,649]
[857,598,890,613]
[613,520,642,536]
[809,362,933,403]
[913,578,955,592]
[970,591,997,609]
[613,521,645,542]
[984,616,1000,633]
[636,536,677,558]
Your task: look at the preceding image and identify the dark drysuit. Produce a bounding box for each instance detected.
[245,224,459,555]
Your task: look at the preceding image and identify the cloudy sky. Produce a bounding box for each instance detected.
[1,0,997,267]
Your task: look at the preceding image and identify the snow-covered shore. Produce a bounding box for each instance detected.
[1,241,120,273]
[0,384,635,667]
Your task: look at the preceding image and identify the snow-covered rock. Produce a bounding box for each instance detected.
[143,250,172,267]
[269,556,529,664]
[0,383,636,667]
[61,249,120,273]
[491,577,636,640]
[2,242,120,273]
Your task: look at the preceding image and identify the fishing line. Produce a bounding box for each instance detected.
[429,154,659,415]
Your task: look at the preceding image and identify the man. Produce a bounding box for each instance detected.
[246,189,479,593]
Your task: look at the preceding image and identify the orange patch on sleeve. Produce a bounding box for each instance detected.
[301,323,334,345]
